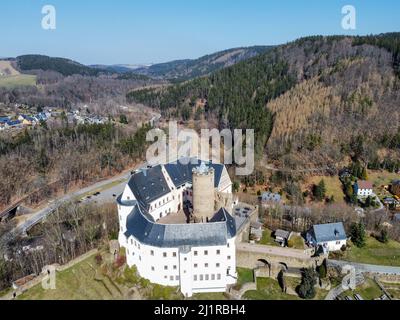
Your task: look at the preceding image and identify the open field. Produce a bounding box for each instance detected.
[304,175,345,203]
[332,236,400,267]
[17,254,127,300]
[243,277,328,300]
[0,74,37,88]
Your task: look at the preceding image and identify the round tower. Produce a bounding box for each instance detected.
[192,162,215,222]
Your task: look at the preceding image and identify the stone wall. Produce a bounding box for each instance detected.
[236,248,316,269]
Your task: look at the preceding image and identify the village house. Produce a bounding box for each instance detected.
[306,222,347,253]
[274,229,292,246]
[354,180,373,198]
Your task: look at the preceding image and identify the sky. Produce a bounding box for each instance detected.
[0,0,399,65]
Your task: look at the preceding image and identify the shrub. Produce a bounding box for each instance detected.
[95,253,103,266]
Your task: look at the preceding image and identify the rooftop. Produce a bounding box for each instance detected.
[357,180,373,190]
[311,222,347,243]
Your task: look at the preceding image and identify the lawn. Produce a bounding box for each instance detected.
[340,278,383,300]
[236,268,254,286]
[17,252,183,300]
[288,234,305,250]
[0,74,37,88]
[333,236,400,267]
[259,229,278,246]
[243,277,300,300]
[381,282,400,300]
[305,176,345,203]
[191,292,228,300]
[18,254,126,300]
[243,277,328,300]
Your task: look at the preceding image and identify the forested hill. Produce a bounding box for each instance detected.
[127,33,400,169]
[16,54,109,76]
[134,46,273,82]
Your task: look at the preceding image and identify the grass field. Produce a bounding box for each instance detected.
[17,252,183,300]
[304,176,346,203]
[18,254,126,300]
[340,278,383,300]
[0,74,37,88]
[259,229,278,246]
[381,282,400,300]
[236,268,254,286]
[242,277,328,300]
[333,236,400,267]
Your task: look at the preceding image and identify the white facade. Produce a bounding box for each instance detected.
[357,188,373,197]
[318,239,347,252]
[117,160,237,297]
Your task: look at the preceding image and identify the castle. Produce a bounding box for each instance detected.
[117,158,237,297]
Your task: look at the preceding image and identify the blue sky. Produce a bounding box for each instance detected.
[1,0,399,65]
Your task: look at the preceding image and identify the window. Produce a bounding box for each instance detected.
[336,241,341,245]
[216,263,220,268]
[216,250,221,255]
[205,274,209,281]
[131,239,133,245]
[194,251,198,256]
[150,250,154,256]
[194,264,198,268]
[170,276,174,281]
[173,265,177,270]
[151,266,155,271]
[205,263,208,268]
[200,275,204,281]
[227,255,231,260]
[173,252,177,257]
[164,266,168,270]
[227,243,230,248]
[204,250,208,256]
[217,274,221,280]
[194,275,197,281]
[211,274,215,280]
[139,255,141,261]
[175,276,179,281]
[138,244,140,249]
[163,252,167,258]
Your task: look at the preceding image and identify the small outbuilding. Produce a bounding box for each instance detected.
[274,229,292,246]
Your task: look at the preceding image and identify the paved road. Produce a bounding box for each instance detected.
[13,165,143,235]
[237,243,311,260]
[328,260,400,275]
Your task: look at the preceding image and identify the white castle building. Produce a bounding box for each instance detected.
[117,158,237,297]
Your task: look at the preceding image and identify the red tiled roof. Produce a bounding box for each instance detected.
[358,180,373,190]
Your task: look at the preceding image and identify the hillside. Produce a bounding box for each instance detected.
[134,46,272,82]
[0,60,37,88]
[126,33,400,169]
[16,55,109,76]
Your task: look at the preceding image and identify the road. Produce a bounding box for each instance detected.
[13,165,142,235]
[328,259,400,275]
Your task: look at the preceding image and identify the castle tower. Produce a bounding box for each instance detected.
[192,162,215,222]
